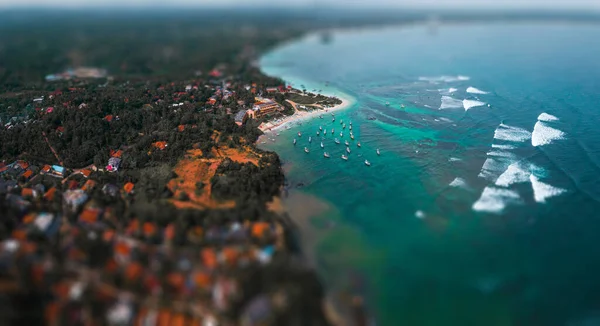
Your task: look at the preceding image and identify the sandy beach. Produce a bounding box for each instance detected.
[258,94,355,133]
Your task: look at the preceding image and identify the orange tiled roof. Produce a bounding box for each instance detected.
[79,209,99,224]
[178,125,185,132]
[42,165,51,173]
[123,182,135,194]
[22,169,34,179]
[44,187,57,201]
[81,179,96,191]
[79,169,92,177]
[110,149,123,158]
[104,114,114,122]
[125,262,143,281]
[201,248,217,269]
[152,141,168,150]
[22,214,36,224]
[21,188,34,197]
[252,222,270,238]
[142,222,157,237]
[16,160,29,170]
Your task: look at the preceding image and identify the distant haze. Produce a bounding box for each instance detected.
[1,0,599,10]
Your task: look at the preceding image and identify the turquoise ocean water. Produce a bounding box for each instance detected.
[260,23,600,326]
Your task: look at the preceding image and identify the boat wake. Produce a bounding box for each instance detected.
[466,86,489,94]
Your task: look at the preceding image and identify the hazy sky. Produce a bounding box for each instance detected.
[1,0,599,10]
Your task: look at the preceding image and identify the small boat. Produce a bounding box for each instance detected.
[365,160,371,166]
[317,131,320,136]
[335,138,340,144]
[345,140,349,146]
[319,126,323,131]
[340,132,343,137]
[320,115,324,119]
[357,142,361,148]
[385,102,390,106]
[286,125,291,130]
[350,134,355,140]
[309,136,312,143]
[321,142,324,148]
[276,132,280,136]
[341,154,348,161]
[340,120,343,125]
[349,121,352,125]
[293,139,297,145]
[304,147,309,153]
[346,147,351,154]
[331,112,335,116]
[298,132,302,137]
[324,152,330,158]
[377,149,380,155]
[349,125,352,130]
[332,118,335,122]
[401,104,405,109]
[261,141,266,144]
[331,129,334,134]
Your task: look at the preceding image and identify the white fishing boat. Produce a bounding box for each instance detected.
[357,142,361,147]
[309,136,312,143]
[365,160,371,166]
[319,126,323,131]
[349,121,352,125]
[385,102,390,106]
[286,125,291,130]
[320,115,324,119]
[298,132,302,137]
[342,124,346,129]
[276,132,280,136]
[332,118,335,122]
[349,125,352,130]
[346,147,351,154]
[340,120,343,125]
[335,138,340,144]
[350,134,355,140]
[340,132,343,137]
[401,104,405,109]
[304,147,309,153]
[377,149,380,155]
[345,140,349,146]
[293,139,297,145]
[341,154,348,161]
[324,152,330,158]
[331,129,334,134]
[317,131,320,136]
[321,142,324,148]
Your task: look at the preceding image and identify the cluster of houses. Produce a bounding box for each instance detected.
[0,155,298,325]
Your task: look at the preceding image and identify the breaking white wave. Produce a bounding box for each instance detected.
[478,157,512,181]
[494,124,532,143]
[486,151,516,158]
[420,75,471,83]
[495,162,531,187]
[466,87,489,94]
[473,186,522,214]
[491,144,516,150]
[449,177,468,189]
[538,112,559,122]
[439,96,464,109]
[530,175,567,203]
[463,99,487,111]
[532,120,566,147]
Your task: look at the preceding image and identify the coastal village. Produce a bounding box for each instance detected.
[0,64,352,325]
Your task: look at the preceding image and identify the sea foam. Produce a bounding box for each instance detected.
[530,175,567,203]
[494,124,532,143]
[463,99,487,111]
[473,186,522,214]
[532,120,565,147]
[478,157,511,181]
[538,112,559,122]
[466,87,489,94]
[420,75,471,83]
[491,144,516,150]
[449,177,468,189]
[495,162,530,187]
[439,96,463,109]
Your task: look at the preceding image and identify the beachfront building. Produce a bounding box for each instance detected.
[252,97,283,118]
